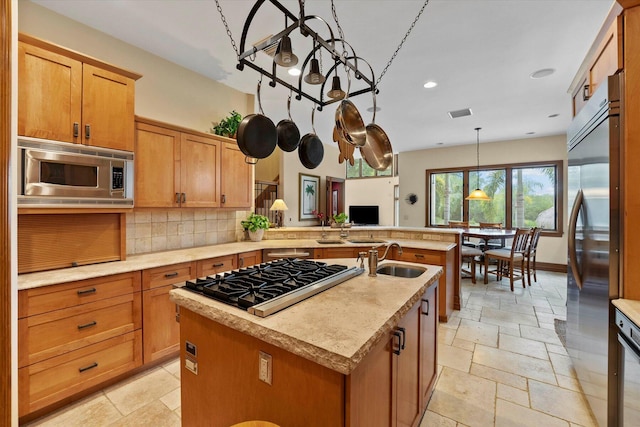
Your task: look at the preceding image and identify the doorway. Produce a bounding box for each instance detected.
[326,176,345,221]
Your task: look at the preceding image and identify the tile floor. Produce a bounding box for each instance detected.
[24,271,596,427]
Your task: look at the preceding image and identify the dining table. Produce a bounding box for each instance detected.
[460,228,517,250]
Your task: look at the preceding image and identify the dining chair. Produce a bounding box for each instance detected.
[448,221,474,247]
[483,228,531,291]
[478,222,504,250]
[461,245,483,284]
[525,227,542,286]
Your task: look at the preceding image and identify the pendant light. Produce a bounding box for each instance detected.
[466,127,491,201]
[304,41,325,85]
[327,61,346,100]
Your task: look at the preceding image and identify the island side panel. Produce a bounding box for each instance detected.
[179,308,345,427]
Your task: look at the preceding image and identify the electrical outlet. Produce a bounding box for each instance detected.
[259,351,272,385]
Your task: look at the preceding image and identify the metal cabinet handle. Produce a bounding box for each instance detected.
[77,321,97,330]
[85,124,91,139]
[421,298,430,316]
[398,327,406,350]
[221,194,226,204]
[175,193,180,204]
[175,304,180,323]
[165,272,179,278]
[79,362,98,373]
[212,263,224,268]
[181,193,186,203]
[392,330,402,355]
[414,254,425,259]
[77,288,96,296]
[73,122,79,137]
[582,84,590,101]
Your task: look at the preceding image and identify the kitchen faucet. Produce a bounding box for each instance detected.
[359,242,403,277]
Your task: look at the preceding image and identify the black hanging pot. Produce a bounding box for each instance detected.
[236,80,277,160]
[298,107,324,169]
[276,92,301,152]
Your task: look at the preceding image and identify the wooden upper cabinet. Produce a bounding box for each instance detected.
[569,9,623,116]
[180,133,221,208]
[135,117,252,209]
[17,33,141,151]
[221,142,252,208]
[82,64,136,151]
[18,41,82,143]
[135,122,180,208]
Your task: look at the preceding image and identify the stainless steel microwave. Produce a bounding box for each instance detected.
[18,137,134,208]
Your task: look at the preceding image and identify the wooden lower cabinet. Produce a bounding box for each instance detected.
[142,262,196,364]
[238,250,262,268]
[393,247,454,322]
[179,285,438,427]
[196,254,236,277]
[17,271,143,418]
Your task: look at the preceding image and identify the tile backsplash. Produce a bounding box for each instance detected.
[126,209,250,255]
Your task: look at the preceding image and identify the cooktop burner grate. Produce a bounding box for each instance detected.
[183,258,363,317]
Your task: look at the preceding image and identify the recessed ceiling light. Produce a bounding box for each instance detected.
[448,108,472,119]
[423,81,438,89]
[526,132,536,135]
[436,142,444,145]
[530,68,555,79]
[288,68,301,76]
[366,106,381,112]
[548,113,559,118]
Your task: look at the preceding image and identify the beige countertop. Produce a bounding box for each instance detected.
[18,237,455,290]
[613,299,640,326]
[170,258,442,375]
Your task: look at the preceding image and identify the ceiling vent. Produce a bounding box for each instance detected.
[448,108,473,119]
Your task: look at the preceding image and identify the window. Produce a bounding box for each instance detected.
[346,156,395,179]
[426,160,562,236]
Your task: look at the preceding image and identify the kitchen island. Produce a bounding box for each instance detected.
[170,258,441,427]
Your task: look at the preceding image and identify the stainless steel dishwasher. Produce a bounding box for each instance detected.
[615,308,640,424]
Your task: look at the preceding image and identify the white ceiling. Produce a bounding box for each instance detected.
[32,0,615,153]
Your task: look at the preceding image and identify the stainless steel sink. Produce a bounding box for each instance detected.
[316,239,344,244]
[346,238,387,244]
[376,263,426,278]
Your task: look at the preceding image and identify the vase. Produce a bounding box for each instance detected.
[248,229,264,242]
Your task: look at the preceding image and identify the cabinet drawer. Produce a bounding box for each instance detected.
[142,261,196,290]
[19,330,142,417]
[19,272,141,318]
[197,255,236,277]
[395,249,442,265]
[19,292,141,367]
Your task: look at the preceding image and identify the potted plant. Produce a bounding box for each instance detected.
[241,213,270,242]
[211,110,242,138]
[331,212,348,227]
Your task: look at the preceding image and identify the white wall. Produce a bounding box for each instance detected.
[280,143,345,227]
[345,176,399,226]
[398,134,568,265]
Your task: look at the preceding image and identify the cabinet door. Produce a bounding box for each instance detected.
[82,64,135,151]
[180,133,221,208]
[143,285,180,364]
[221,142,253,208]
[135,122,181,207]
[18,41,82,142]
[419,285,438,409]
[396,301,421,427]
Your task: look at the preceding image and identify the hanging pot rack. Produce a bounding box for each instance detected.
[235,0,376,110]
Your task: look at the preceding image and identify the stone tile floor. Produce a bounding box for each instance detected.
[25,271,596,426]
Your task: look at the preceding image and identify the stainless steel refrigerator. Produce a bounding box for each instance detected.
[566,73,622,426]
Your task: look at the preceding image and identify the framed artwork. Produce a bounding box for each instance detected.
[299,173,320,220]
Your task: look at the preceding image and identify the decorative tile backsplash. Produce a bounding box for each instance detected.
[126,209,250,255]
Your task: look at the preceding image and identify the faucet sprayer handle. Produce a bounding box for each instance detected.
[357,251,367,269]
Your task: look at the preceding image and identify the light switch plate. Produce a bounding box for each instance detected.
[185,357,198,375]
[259,351,272,385]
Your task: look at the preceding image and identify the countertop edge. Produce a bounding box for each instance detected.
[170,265,443,375]
[612,299,640,327]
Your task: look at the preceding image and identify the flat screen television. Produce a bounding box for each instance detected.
[348,205,379,225]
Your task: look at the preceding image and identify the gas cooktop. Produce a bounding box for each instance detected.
[184,258,364,317]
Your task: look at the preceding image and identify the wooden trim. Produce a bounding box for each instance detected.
[135,115,236,143]
[1,0,12,424]
[535,262,567,274]
[17,33,142,81]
